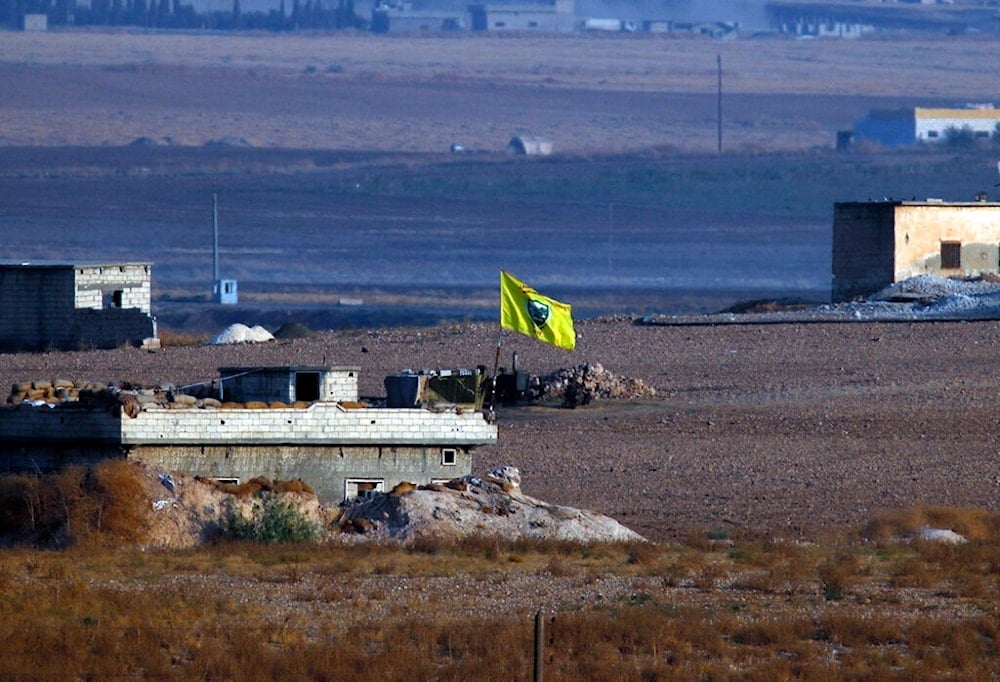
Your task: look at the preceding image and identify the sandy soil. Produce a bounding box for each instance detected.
[4,316,999,543]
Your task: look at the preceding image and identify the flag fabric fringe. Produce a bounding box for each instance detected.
[499,270,575,351]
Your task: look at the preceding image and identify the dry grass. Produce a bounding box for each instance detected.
[1,472,998,676]
[0,518,996,678]
[156,328,209,347]
[0,460,150,547]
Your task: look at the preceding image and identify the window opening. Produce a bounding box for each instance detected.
[441,448,458,466]
[345,478,384,500]
[941,241,961,269]
[295,372,321,402]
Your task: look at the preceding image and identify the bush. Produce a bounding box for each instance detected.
[0,460,149,547]
[223,493,317,543]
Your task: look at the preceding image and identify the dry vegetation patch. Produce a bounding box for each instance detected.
[0,520,996,678]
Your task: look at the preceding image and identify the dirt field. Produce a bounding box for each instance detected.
[2,31,1000,542]
[3,316,999,544]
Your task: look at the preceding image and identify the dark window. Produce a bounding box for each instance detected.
[295,372,321,402]
[927,130,939,138]
[441,448,457,466]
[941,241,961,269]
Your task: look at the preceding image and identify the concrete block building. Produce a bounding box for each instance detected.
[0,261,158,351]
[832,200,1000,301]
[469,0,575,32]
[0,365,497,505]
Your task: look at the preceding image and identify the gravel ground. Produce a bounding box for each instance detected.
[3,314,1000,543]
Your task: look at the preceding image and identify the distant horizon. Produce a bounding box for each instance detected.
[187,0,769,28]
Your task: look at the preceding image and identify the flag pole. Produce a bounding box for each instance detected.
[488,328,503,422]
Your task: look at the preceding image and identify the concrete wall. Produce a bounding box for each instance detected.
[914,109,1000,143]
[832,203,897,301]
[894,204,1000,281]
[833,202,1000,301]
[131,443,471,504]
[0,402,495,503]
[0,267,77,350]
[219,367,360,403]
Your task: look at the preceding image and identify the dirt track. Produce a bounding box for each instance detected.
[3,316,998,543]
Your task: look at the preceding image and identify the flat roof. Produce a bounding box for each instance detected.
[219,366,362,375]
[836,200,1000,208]
[0,260,151,269]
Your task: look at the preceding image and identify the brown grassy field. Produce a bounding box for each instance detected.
[0,461,998,679]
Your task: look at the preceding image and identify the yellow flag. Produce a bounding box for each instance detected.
[500,271,575,351]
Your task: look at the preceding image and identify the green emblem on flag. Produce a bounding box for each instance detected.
[500,270,576,351]
[526,298,550,329]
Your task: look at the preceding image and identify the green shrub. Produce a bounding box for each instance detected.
[224,493,317,543]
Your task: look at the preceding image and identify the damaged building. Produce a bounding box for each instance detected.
[0,261,158,352]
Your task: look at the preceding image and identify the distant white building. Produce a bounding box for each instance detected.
[853,104,1000,147]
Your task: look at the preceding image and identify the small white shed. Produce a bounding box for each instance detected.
[507,135,553,156]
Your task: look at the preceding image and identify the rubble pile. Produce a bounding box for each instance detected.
[338,465,645,544]
[535,363,656,406]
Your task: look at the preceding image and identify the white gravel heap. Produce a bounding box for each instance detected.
[340,465,645,544]
[208,323,275,345]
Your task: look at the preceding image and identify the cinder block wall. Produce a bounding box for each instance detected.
[73,264,152,313]
[120,404,497,446]
[132,444,471,504]
[0,267,77,350]
[832,203,897,301]
[219,368,360,403]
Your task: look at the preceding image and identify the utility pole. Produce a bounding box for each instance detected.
[717,54,723,155]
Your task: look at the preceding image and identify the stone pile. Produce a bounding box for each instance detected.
[535,362,656,407]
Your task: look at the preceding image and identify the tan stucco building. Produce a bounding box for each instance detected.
[832,200,1000,301]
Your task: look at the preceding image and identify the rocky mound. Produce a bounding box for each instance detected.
[272,321,320,339]
[535,362,656,406]
[339,466,645,544]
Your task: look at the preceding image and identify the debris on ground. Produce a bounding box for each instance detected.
[534,363,656,407]
[338,465,646,544]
